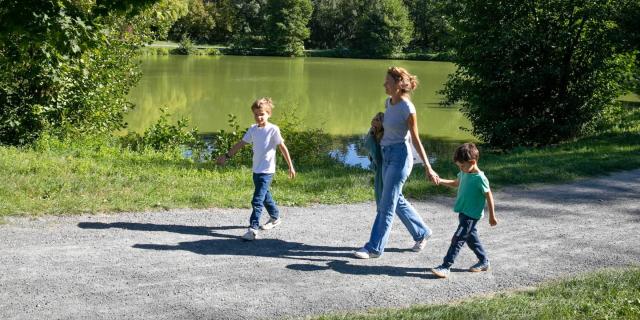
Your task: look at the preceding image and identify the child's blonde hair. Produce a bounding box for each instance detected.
[387,66,418,94]
[370,112,384,143]
[251,97,274,115]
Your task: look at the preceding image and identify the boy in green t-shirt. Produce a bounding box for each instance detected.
[431,143,498,278]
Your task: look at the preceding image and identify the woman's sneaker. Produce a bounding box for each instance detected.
[431,265,450,278]
[242,228,258,241]
[353,247,380,259]
[411,234,430,252]
[260,218,281,230]
[469,261,490,272]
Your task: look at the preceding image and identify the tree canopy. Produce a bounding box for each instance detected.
[442,0,639,148]
[0,0,187,145]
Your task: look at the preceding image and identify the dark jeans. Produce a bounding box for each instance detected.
[442,213,488,268]
[249,173,279,230]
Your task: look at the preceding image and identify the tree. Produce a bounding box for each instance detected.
[402,0,454,51]
[307,0,365,49]
[442,0,639,148]
[265,0,313,56]
[0,0,187,145]
[228,0,269,51]
[349,0,413,57]
[168,0,216,44]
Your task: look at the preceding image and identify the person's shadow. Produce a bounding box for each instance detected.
[78,221,440,278]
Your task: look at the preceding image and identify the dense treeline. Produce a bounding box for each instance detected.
[168,0,454,57]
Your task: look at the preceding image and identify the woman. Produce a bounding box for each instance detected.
[354,66,440,259]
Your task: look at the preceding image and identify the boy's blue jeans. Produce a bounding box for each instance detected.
[442,213,488,268]
[364,142,431,255]
[249,173,279,230]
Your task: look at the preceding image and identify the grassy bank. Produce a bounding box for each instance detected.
[315,267,640,320]
[1,105,638,216]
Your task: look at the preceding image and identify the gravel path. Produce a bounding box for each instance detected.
[1,170,639,320]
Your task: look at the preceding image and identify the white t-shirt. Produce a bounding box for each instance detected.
[242,123,284,174]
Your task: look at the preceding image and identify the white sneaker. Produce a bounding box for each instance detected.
[353,247,380,259]
[412,237,428,252]
[260,218,281,230]
[242,228,258,241]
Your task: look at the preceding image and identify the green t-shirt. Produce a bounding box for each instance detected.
[453,171,491,219]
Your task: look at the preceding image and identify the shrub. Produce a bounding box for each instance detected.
[120,108,204,155]
[172,36,198,55]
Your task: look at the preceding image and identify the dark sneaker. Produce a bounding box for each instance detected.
[469,261,490,272]
[260,218,281,230]
[431,265,450,278]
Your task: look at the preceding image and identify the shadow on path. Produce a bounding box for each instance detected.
[78,221,435,278]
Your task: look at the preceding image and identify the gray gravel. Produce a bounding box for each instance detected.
[1,169,639,320]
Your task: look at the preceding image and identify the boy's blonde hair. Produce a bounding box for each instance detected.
[453,143,480,163]
[387,66,419,94]
[251,97,274,115]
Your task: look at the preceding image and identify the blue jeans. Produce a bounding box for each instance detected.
[364,142,431,255]
[442,213,488,268]
[249,173,279,230]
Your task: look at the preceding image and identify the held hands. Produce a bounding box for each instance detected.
[426,168,440,185]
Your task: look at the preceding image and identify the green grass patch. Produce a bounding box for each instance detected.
[316,267,640,320]
[0,139,372,216]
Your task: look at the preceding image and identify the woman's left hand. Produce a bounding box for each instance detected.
[426,168,440,185]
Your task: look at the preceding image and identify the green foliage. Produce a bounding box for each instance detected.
[0,0,187,146]
[308,0,356,49]
[275,109,333,167]
[442,0,639,148]
[168,0,216,44]
[228,0,269,52]
[211,114,253,165]
[350,0,414,58]
[172,35,198,55]
[402,0,455,51]
[265,0,314,56]
[120,108,203,153]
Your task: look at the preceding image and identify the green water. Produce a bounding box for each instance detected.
[127,55,471,140]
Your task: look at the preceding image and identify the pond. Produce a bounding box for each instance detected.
[126,55,474,167]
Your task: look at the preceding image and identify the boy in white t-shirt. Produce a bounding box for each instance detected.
[216,98,296,240]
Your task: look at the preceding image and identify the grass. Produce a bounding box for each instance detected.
[315,267,640,320]
[1,105,638,216]
[0,140,372,216]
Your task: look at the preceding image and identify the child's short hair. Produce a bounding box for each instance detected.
[453,143,480,162]
[251,97,274,115]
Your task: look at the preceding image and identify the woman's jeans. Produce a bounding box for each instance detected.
[249,173,279,230]
[364,142,431,255]
[441,213,488,267]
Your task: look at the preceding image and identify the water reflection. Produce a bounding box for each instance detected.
[327,135,461,169]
